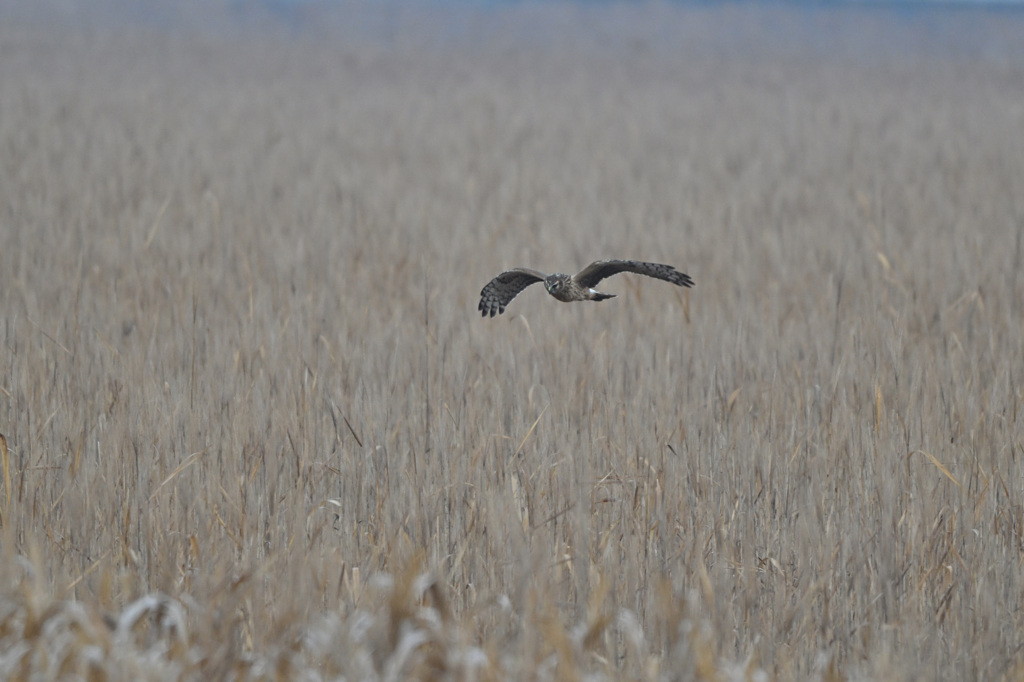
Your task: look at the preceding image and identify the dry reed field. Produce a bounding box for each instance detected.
[2,2,1024,679]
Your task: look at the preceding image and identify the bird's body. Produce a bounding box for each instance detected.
[541,273,614,303]
[478,259,693,317]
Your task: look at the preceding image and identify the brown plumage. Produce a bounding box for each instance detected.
[478,259,694,317]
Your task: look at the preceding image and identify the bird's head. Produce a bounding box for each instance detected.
[545,274,567,294]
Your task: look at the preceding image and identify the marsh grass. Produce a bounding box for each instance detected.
[1,2,1024,679]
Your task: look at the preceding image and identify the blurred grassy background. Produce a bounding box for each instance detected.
[1,2,1023,678]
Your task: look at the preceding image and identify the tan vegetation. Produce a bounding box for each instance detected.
[1,2,1023,679]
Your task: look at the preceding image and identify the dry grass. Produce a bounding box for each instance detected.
[1,2,1024,679]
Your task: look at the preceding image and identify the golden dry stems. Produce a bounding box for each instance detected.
[1,2,1024,680]
[0,556,732,681]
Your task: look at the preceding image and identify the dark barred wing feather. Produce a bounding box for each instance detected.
[573,259,694,289]
[478,268,547,317]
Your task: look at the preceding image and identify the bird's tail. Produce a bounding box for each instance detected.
[590,292,616,302]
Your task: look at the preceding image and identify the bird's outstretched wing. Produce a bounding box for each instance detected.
[478,268,548,317]
[573,260,694,289]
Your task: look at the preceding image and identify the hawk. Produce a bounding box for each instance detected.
[478,259,694,317]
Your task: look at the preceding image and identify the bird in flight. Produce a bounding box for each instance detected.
[478,259,694,317]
